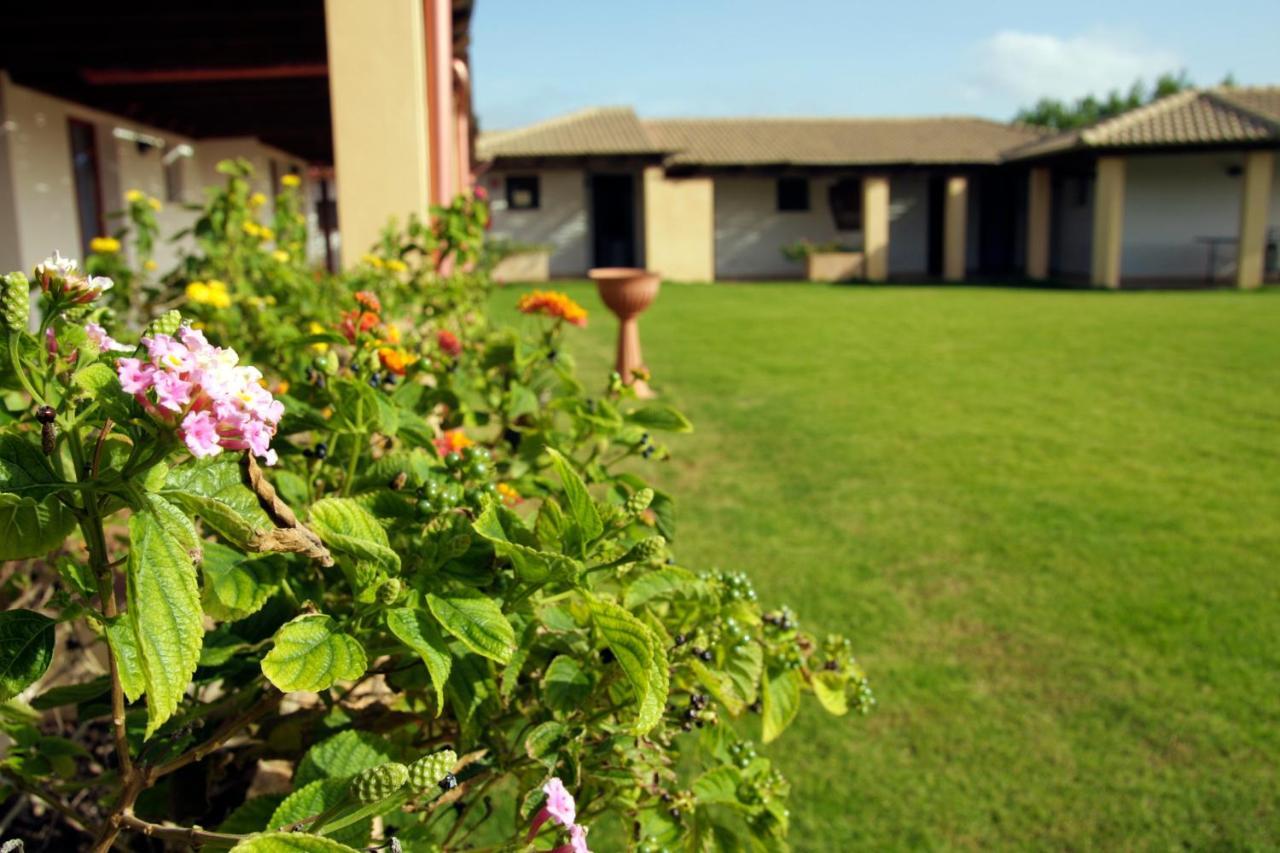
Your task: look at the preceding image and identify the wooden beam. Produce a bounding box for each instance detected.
[81,64,328,85]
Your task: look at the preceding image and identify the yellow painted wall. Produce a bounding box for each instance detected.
[863,175,890,281]
[643,167,714,281]
[1091,156,1126,288]
[943,175,968,281]
[1236,150,1274,289]
[325,0,432,267]
[1025,167,1051,279]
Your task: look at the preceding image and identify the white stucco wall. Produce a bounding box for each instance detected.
[484,168,590,277]
[1121,151,1279,280]
[713,175,928,280]
[0,77,317,274]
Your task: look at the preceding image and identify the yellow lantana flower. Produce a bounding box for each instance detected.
[124,189,144,204]
[242,221,262,238]
[148,197,163,212]
[90,236,121,254]
[144,259,158,272]
[308,321,330,353]
[272,249,290,263]
[249,192,267,208]
[361,253,384,270]
[281,174,301,188]
[186,279,231,309]
[385,258,408,274]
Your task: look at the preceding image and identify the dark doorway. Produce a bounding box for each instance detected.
[976,171,1019,275]
[68,118,104,258]
[590,174,637,268]
[926,176,946,277]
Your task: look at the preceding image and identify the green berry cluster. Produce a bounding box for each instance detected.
[350,761,409,803]
[713,570,758,604]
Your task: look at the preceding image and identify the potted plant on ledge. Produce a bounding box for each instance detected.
[782,239,865,282]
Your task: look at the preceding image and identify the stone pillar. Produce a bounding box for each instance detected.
[642,167,715,281]
[863,175,890,282]
[943,175,968,282]
[1026,167,1051,279]
[1090,156,1126,289]
[1236,150,1275,290]
[325,0,439,266]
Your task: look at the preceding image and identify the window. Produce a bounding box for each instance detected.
[67,119,104,258]
[506,175,540,210]
[776,177,809,211]
[828,178,863,231]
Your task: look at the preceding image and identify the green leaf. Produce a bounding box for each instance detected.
[126,498,203,736]
[0,431,64,499]
[524,720,567,768]
[261,615,367,693]
[692,766,743,806]
[589,599,665,734]
[810,670,849,716]
[104,616,146,703]
[31,676,110,710]
[295,730,396,787]
[690,659,744,717]
[385,607,452,714]
[473,503,578,583]
[624,566,702,609]
[541,655,592,712]
[71,362,118,396]
[0,493,75,561]
[637,628,669,734]
[201,542,284,621]
[309,498,400,574]
[0,610,55,701]
[724,641,763,708]
[545,448,602,557]
[163,457,273,548]
[761,667,803,744]
[426,590,514,664]
[625,404,693,433]
[236,829,362,852]
[218,795,285,834]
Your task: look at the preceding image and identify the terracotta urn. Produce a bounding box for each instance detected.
[589,267,660,398]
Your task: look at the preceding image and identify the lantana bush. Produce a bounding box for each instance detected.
[0,161,872,852]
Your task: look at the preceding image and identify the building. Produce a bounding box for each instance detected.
[479,88,1280,289]
[0,0,475,274]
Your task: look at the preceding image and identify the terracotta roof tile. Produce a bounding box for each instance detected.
[643,116,1045,166]
[477,106,664,160]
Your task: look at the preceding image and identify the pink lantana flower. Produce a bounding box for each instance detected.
[84,322,130,353]
[116,323,283,464]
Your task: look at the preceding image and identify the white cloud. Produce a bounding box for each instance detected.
[971,30,1181,104]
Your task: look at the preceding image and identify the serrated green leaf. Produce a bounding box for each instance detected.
[0,431,64,499]
[201,541,284,621]
[473,503,578,583]
[692,766,743,806]
[295,730,396,788]
[31,676,110,710]
[261,615,367,693]
[624,566,702,609]
[233,833,360,853]
[0,609,55,701]
[426,590,514,664]
[545,448,602,557]
[541,655,592,712]
[637,627,669,733]
[690,659,745,717]
[103,616,146,702]
[625,404,693,433]
[761,667,803,744]
[0,493,76,561]
[385,607,452,714]
[589,599,664,734]
[253,801,367,851]
[127,498,203,736]
[163,456,273,548]
[810,670,849,715]
[71,361,118,396]
[724,641,763,708]
[524,720,566,768]
[309,498,400,573]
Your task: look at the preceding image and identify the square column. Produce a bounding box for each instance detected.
[643,167,715,281]
[943,175,968,282]
[325,0,446,267]
[1090,156,1126,289]
[863,175,890,281]
[1236,150,1275,290]
[1026,167,1051,279]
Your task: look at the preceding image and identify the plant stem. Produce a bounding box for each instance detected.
[152,686,281,778]
[118,813,243,848]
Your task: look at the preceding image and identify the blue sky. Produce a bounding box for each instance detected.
[471,0,1279,131]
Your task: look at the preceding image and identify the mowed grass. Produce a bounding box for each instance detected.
[493,281,1280,850]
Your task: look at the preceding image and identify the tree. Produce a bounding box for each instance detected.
[1015,71,1194,131]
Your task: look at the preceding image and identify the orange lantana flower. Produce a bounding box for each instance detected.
[434,429,474,458]
[517,290,588,327]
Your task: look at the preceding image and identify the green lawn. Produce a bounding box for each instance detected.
[495,282,1280,850]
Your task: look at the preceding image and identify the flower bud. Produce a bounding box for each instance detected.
[144,309,183,339]
[350,762,409,804]
[627,535,666,563]
[625,488,654,515]
[1,272,30,332]
[407,749,457,792]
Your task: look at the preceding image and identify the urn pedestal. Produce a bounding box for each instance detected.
[589,267,660,398]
